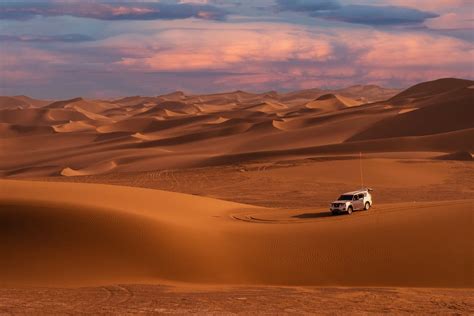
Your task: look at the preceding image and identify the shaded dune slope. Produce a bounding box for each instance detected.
[199,128,474,166]
[0,96,50,109]
[348,85,474,141]
[388,78,473,105]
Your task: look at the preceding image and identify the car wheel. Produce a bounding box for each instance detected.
[347,206,353,215]
[364,202,370,210]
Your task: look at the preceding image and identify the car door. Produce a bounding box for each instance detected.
[353,194,363,210]
[358,193,365,209]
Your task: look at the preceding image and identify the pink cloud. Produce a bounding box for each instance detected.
[95,22,473,91]
[0,47,66,84]
[114,25,334,72]
[357,31,473,67]
[1,17,472,97]
[425,12,474,29]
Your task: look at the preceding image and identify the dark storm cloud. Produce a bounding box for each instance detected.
[276,0,438,26]
[0,34,95,42]
[312,5,439,26]
[276,0,341,11]
[0,2,227,21]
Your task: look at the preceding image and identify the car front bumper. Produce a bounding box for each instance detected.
[330,206,346,212]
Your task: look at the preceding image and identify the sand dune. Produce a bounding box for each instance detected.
[0,78,471,177]
[435,151,473,161]
[53,120,97,133]
[45,97,118,114]
[305,94,362,112]
[61,161,118,176]
[332,84,400,103]
[349,81,474,141]
[206,116,229,124]
[280,85,399,105]
[0,179,472,288]
[0,122,55,137]
[97,117,159,133]
[0,95,50,109]
[389,78,473,105]
[160,101,200,114]
[0,79,472,314]
[164,109,186,117]
[242,101,288,113]
[112,96,159,107]
[0,108,89,126]
[197,128,474,167]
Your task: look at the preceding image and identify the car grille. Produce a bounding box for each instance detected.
[332,203,340,207]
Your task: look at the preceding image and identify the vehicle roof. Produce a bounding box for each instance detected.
[342,189,369,195]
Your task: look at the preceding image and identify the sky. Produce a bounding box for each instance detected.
[0,0,473,98]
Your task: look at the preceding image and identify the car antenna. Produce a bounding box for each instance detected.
[359,151,364,189]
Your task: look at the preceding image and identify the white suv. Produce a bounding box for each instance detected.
[330,189,373,215]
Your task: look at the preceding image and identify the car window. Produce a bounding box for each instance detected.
[358,194,364,199]
[338,195,353,200]
[353,195,358,200]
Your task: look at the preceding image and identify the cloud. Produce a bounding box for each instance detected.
[0,2,472,97]
[110,24,334,72]
[0,34,95,42]
[97,22,472,91]
[0,2,227,21]
[313,5,438,26]
[425,12,474,30]
[352,31,473,67]
[386,0,472,12]
[0,45,66,86]
[276,0,341,11]
[276,0,438,26]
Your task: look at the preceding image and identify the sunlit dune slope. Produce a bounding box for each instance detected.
[0,180,472,288]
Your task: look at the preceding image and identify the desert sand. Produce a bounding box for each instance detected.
[0,78,473,314]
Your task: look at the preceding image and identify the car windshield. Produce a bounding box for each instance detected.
[338,195,353,201]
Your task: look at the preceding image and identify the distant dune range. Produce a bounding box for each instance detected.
[0,78,472,177]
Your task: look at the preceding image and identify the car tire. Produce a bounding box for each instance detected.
[364,202,370,210]
[347,206,353,215]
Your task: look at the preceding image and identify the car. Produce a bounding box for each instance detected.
[330,188,373,215]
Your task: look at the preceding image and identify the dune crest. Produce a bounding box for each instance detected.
[61,161,117,176]
[305,94,362,112]
[53,120,96,133]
